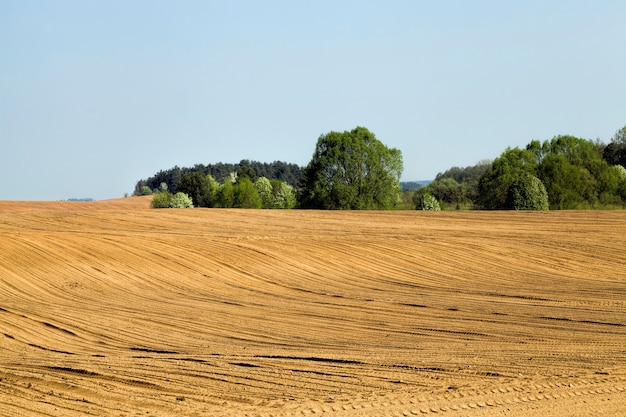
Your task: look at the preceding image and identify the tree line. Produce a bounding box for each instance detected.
[148,169,297,209]
[136,125,626,210]
[414,126,626,210]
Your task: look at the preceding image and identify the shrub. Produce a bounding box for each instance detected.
[506,174,549,210]
[416,193,441,211]
[169,192,194,208]
[273,181,297,209]
[150,192,172,208]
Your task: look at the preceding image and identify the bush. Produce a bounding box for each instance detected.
[273,181,297,209]
[506,174,549,210]
[151,191,193,208]
[169,192,194,208]
[416,193,441,211]
[150,192,172,208]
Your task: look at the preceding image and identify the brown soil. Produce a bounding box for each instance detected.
[1,198,624,416]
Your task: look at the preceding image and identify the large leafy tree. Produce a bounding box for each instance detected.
[476,147,538,209]
[538,154,597,209]
[423,178,465,205]
[537,136,608,209]
[540,135,606,179]
[215,180,235,208]
[234,177,262,208]
[298,127,403,209]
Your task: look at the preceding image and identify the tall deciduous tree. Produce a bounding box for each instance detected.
[254,177,274,209]
[477,147,538,209]
[272,180,297,209]
[298,127,403,209]
[538,154,597,209]
[234,177,262,208]
[216,180,235,208]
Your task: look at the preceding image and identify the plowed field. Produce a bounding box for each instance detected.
[1,197,625,416]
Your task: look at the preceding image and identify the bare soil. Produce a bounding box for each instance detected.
[1,197,625,416]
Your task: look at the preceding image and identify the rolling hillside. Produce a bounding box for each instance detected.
[1,199,625,416]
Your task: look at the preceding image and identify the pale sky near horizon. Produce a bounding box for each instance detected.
[1,1,625,200]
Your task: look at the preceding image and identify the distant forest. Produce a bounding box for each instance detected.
[134,160,303,195]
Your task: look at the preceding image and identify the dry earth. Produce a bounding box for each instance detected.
[1,197,625,416]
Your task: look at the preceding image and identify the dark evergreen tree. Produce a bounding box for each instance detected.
[603,126,626,167]
[177,172,214,207]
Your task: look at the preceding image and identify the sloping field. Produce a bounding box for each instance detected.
[1,198,625,416]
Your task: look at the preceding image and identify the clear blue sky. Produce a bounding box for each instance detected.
[1,1,625,200]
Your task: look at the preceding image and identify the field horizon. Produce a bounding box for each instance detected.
[1,198,625,416]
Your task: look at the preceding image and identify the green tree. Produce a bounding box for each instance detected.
[207,175,220,199]
[270,180,296,209]
[505,174,549,210]
[237,166,257,183]
[616,165,626,201]
[597,164,626,205]
[603,126,626,167]
[541,135,606,179]
[254,177,274,208]
[298,127,403,209]
[534,135,620,208]
[424,177,465,205]
[215,180,235,208]
[177,172,214,207]
[538,154,597,209]
[234,177,262,208]
[435,160,492,183]
[598,164,622,199]
[477,147,538,209]
[169,192,194,208]
[604,142,624,166]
